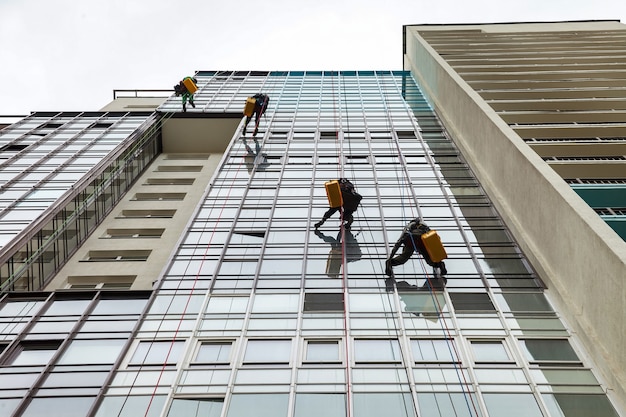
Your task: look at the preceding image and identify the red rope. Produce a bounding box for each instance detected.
[141,147,246,417]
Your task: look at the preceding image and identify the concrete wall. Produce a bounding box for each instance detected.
[405,26,626,409]
[163,118,240,153]
[48,152,220,291]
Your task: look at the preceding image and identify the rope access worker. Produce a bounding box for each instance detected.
[385,218,448,281]
[174,76,197,112]
[314,178,362,230]
[243,93,270,137]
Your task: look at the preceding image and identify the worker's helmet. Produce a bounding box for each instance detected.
[408,218,422,229]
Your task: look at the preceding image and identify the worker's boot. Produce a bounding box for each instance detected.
[384,261,393,278]
[182,103,187,112]
[190,99,196,108]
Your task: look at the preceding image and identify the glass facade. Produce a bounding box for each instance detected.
[0,112,161,292]
[0,71,621,417]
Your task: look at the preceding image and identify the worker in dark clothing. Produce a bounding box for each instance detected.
[385,218,448,281]
[174,76,197,112]
[243,93,270,136]
[314,178,362,230]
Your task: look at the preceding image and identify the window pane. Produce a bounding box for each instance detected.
[305,340,340,362]
[91,298,148,315]
[411,339,454,362]
[21,397,95,417]
[244,340,291,363]
[58,339,125,364]
[167,398,223,417]
[95,395,166,417]
[354,339,401,362]
[226,394,288,417]
[449,293,495,312]
[11,342,61,365]
[398,291,447,317]
[43,299,91,316]
[495,293,553,312]
[417,393,482,417]
[470,340,509,362]
[130,340,185,365]
[252,294,299,313]
[294,393,346,417]
[206,297,249,314]
[0,399,20,416]
[304,293,344,311]
[195,342,232,363]
[483,393,542,417]
[352,393,415,417]
[520,339,579,362]
[543,393,620,417]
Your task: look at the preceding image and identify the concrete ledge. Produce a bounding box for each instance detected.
[405,27,626,409]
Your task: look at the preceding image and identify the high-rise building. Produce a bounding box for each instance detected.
[0,21,624,417]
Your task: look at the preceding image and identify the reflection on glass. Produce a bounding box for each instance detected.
[397,279,447,322]
[313,228,362,278]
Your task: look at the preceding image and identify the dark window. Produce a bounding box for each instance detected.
[449,292,495,312]
[304,293,344,312]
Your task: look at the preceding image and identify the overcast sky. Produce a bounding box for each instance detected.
[1,0,625,115]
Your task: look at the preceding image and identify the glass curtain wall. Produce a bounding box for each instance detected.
[85,71,623,417]
[0,112,161,293]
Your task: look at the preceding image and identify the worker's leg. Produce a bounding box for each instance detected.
[315,207,338,229]
[385,245,414,277]
[182,95,188,112]
[418,249,448,277]
[253,109,262,136]
[242,116,252,135]
[189,93,195,108]
[343,210,354,229]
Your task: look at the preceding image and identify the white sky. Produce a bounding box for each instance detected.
[1,0,625,115]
